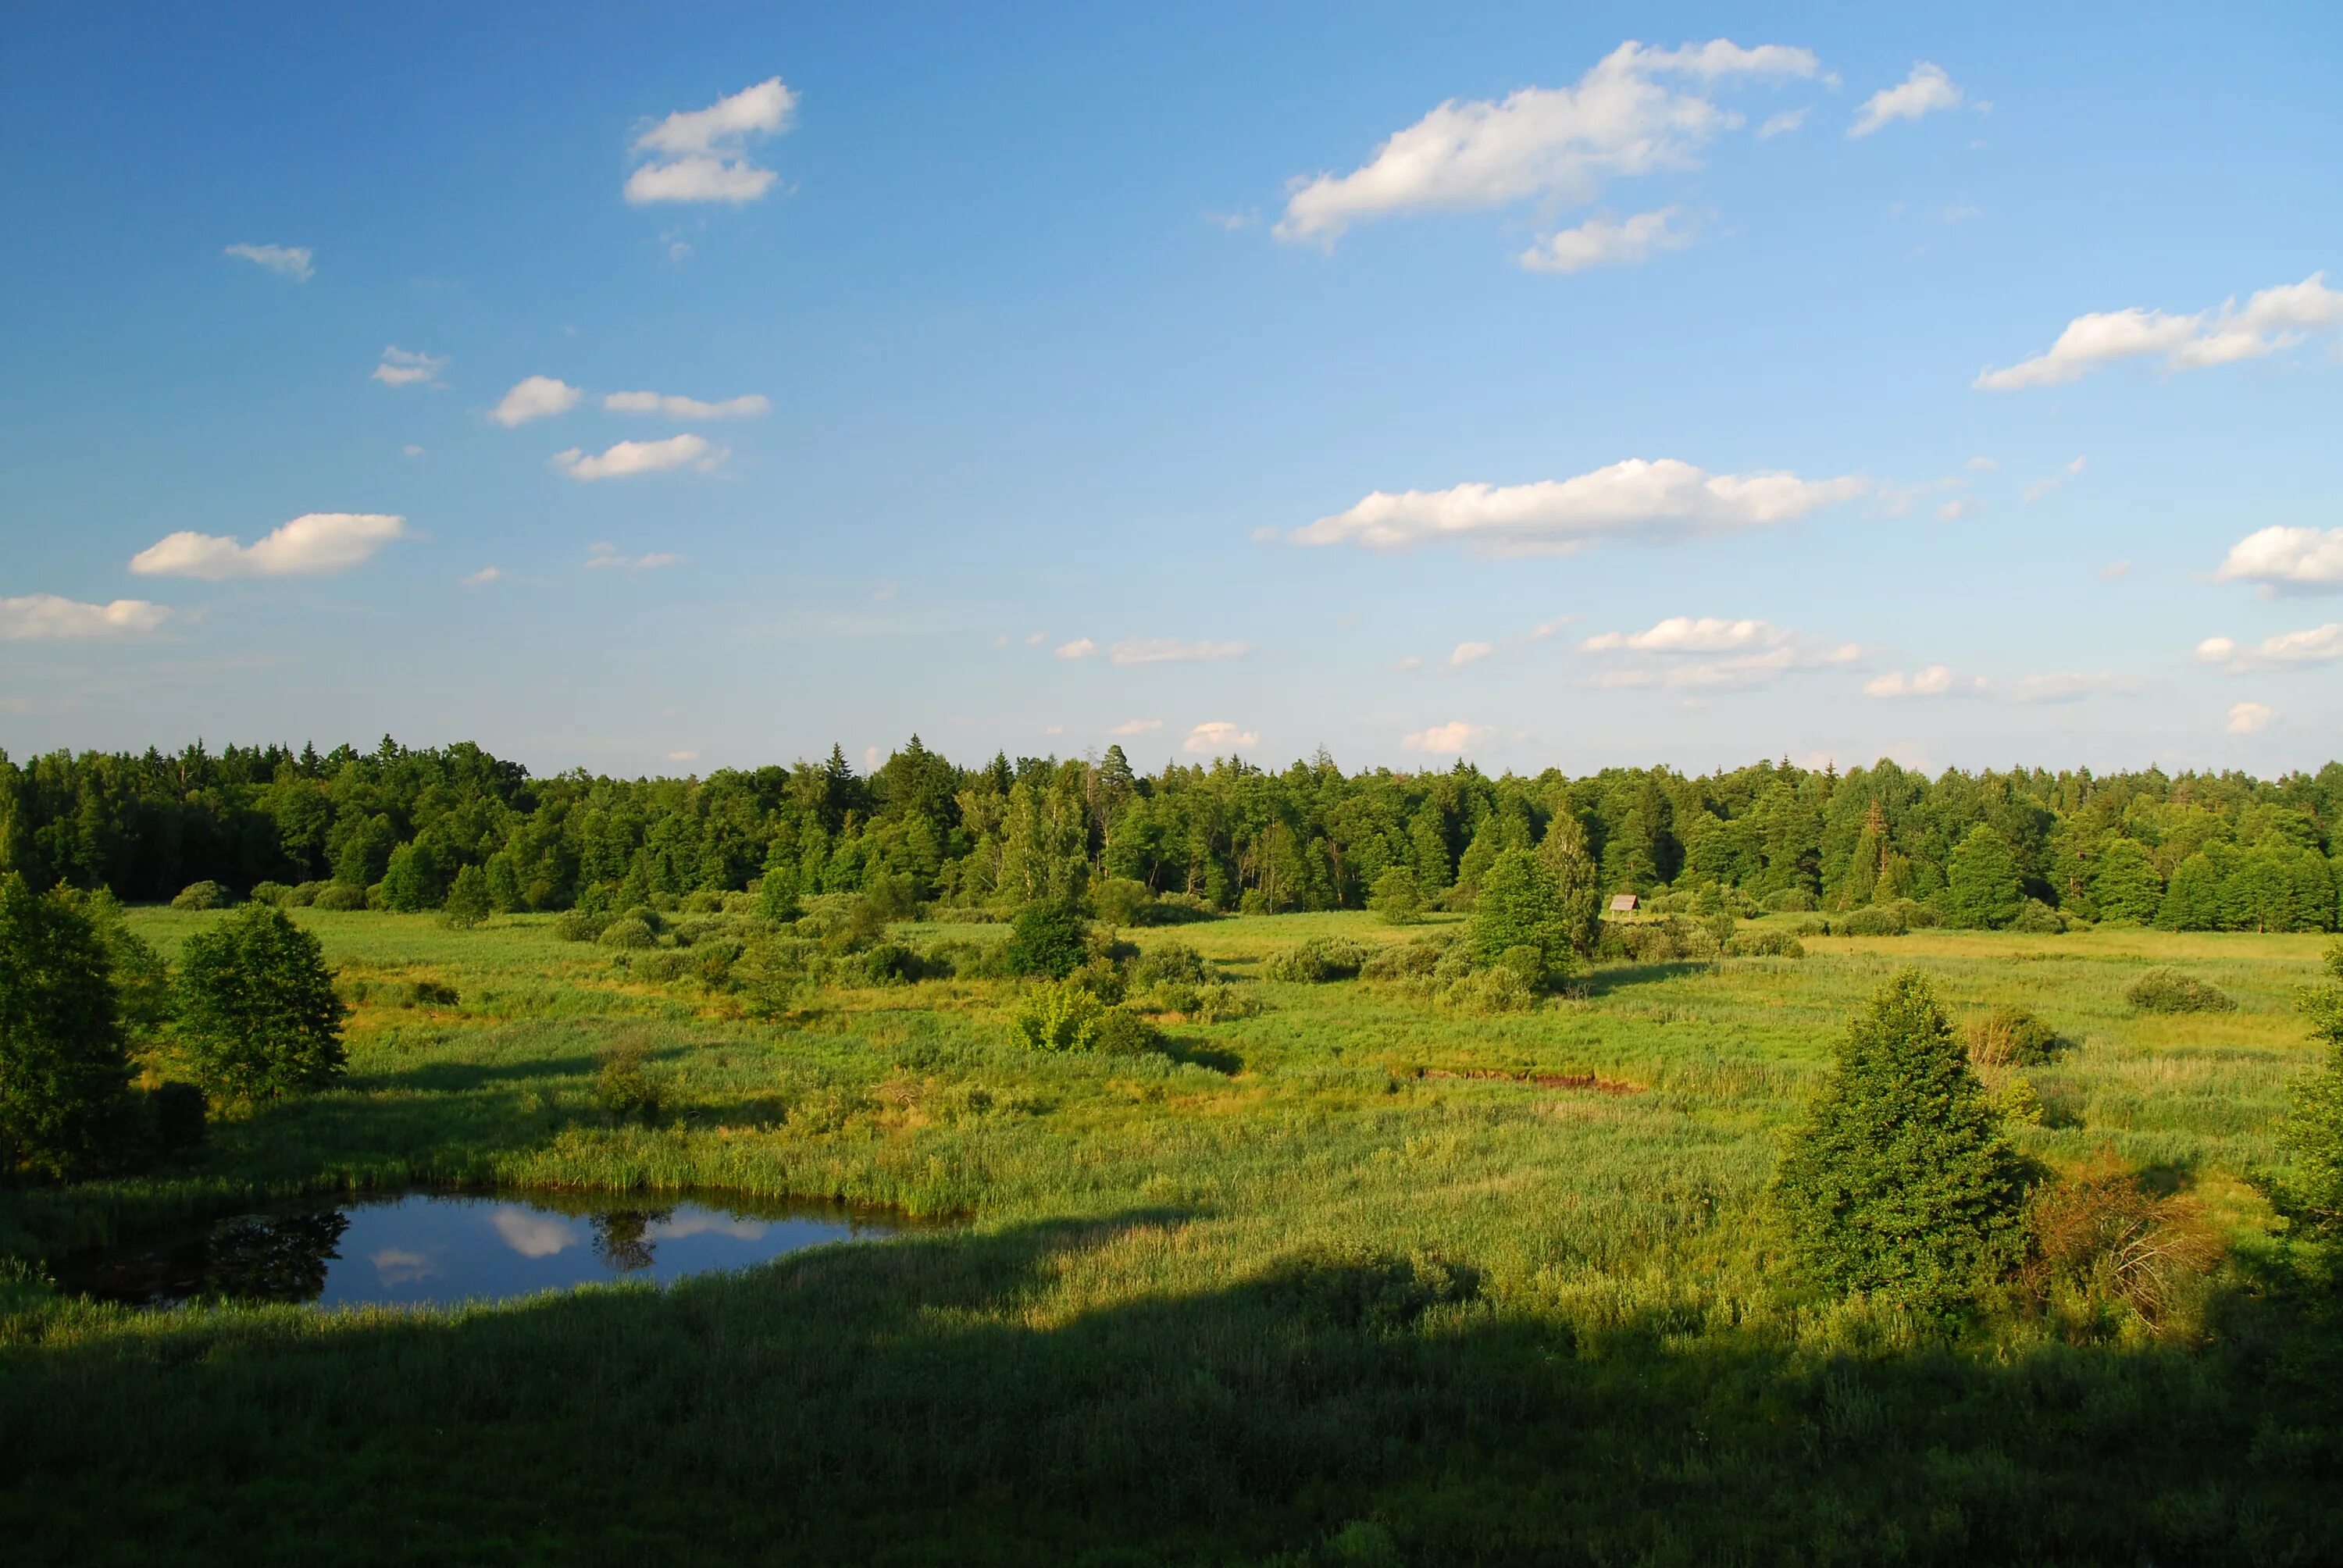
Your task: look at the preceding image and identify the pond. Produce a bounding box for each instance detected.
[52,1189,902,1310]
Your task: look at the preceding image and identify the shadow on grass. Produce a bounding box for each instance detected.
[4,1213,2338,1566]
[1156,1036,1243,1075]
[1585,960,1710,995]
[352,1056,603,1095]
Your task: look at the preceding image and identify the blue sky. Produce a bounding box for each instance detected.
[5,3,2340,779]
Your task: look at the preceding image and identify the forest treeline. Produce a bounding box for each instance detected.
[2,736,2340,932]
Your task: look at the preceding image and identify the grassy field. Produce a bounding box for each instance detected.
[2,908,2338,1564]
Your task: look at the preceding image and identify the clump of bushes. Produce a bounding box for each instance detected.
[631,950,693,982]
[554,910,608,942]
[1763,888,1819,913]
[171,880,235,911]
[312,883,368,912]
[2127,968,2236,1014]
[2010,898,2068,935]
[1263,936,1371,984]
[594,1039,666,1122]
[1004,899,1089,978]
[177,903,348,1103]
[2014,1151,2224,1333]
[343,977,461,1009]
[1725,928,1807,959]
[1133,943,1212,989]
[1841,905,1908,937]
[1012,978,1107,1052]
[1368,867,1427,926]
[1966,1005,2063,1067]
[1361,937,1446,982]
[597,917,656,950]
[1439,964,1537,1015]
[248,881,294,906]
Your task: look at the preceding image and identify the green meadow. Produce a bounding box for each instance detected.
[3,907,2338,1565]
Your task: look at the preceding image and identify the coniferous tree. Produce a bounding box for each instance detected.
[440,863,490,928]
[1773,971,2029,1308]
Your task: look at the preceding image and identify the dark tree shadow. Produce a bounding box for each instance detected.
[1583,960,1708,995]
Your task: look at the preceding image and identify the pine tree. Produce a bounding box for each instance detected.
[1773,971,2029,1308]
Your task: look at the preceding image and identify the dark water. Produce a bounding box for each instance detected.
[53,1190,899,1309]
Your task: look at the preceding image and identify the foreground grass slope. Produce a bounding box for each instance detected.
[2,911,2338,1564]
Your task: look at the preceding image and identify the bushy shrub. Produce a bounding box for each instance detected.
[1188,982,1264,1024]
[1066,953,1130,1004]
[1013,979,1107,1052]
[1763,888,1819,913]
[1887,898,1941,930]
[1092,877,1158,928]
[1439,965,1537,1015]
[440,864,491,928]
[1842,905,1907,937]
[594,1042,665,1122]
[693,938,744,988]
[553,910,607,942]
[633,950,692,982]
[679,889,725,915]
[1091,1006,1163,1057]
[282,881,328,908]
[2127,968,2236,1014]
[858,942,947,986]
[171,880,234,911]
[1132,943,1211,987]
[1263,936,1370,984]
[248,881,294,906]
[1725,928,1807,959]
[1004,900,1089,978]
[312,883,368,912]
[2010,898,2067,935]
[1966,1005,2062,1067]
[1361,938,1445,982]
[1772,971,2030,1309]
[344,977,461,1009]
[2017,1152,2224,1331]
[1150,893,1218,925]
[597,917,656,950]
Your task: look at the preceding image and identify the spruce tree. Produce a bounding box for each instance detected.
[1773,971,2029,1308]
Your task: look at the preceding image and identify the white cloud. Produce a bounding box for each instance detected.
[371,347,448,387]
[1866,665,2134,704]
[2020,455,2088,503]
[1183,721,1258,754]
[492,376,583,426]
[2214,526,2343,594]
[1976,273,2343,391]
[1054,638,1097,660]
[584,542,683,571]
[1517,206,1696,273]
[1107,718,1163,736]
[2196,623,2343,673]
[669,750,701,763]
[402,444,426,458]
[1582,615,1788,654]
[2228,701,2276,735]
[626,77,797,205]
[603,390,770,420]
[1025,633,1047,645]
[0,594,173,640]
[2100,560,2131,579]
[1849,62,1963,137]
[460,566,503,587]
[1402,721,1490,753]
[223,242,313,282]
[1757,108,1807,138]
[130,513,408,579]
[1966,456,1998,472]
[1295,458,1866,558]
[1447,641,1496,668]
[1275,40,1821,255]
[1528,617,1575,640]
[551,433,722,480]
[1107,638,1251,665]
[1938,496,1977,522]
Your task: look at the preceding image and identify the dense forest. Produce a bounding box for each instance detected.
[2,738,2339,932]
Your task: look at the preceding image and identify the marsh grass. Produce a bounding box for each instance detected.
[2,908,2337,1562]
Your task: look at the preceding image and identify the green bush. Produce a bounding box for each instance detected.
[171,880,234,911]
[1262,936,1370,984]
[312,883,368,912]
[1188,982,1263,1024]
[1092,877,1157,928]
[1842,905,1907,937]
[1725,928,1807,959]
[2009,898,2067,935]
[1091,1006,1164,1057]
[1763,888,1819,913]
[176,903,347,1102]
[1361,938,1445,982]
[0,873,134,1180]
[1132,943,1211,987]
[1012,979,1107,1052]
[440,864,491,928]
[594,1042,665,1122]
[1368,867,1426,925]
[597,918,656,950]
[633,950,692,982]
[282,881,328,908]
[1772,971,2030,1310]
[2127,968,2236,1014]
[1466,849,1575,985]
[1439,965,1537,1015]
[553,910,606,942]
[248,881,294,906]
[1004,900,1089,979]
[1966,1005,2062,1067]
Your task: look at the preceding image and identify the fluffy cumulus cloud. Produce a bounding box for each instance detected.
[551,433,722,480]
[1402,721,1490,753]
[1295,458,1866,558]
[1865,665,2134,704]
[1276,40,1821,267]
[603,390,769,420]
[223,242,313,282]
[2196,623,2343,673]
[584,542,683,571]
[1183,721,1258,754]
[626,77,797,205]
[2228,701,2276,735]
[1517,207,1695,273]
[1107,718,1163,736]
[1582,615,1859,690]
[1976,273,2343,391]
[1107,638,1251,665]
[0,594,172,640]
[372,347,448,387]
[130,513,408,579]
[460,566,503,588]
[2214,526,2343,594]
[1053,638,1097,660]
[1448,640,1496,667]
[1849,62,1963,137]
[493,376,583,426]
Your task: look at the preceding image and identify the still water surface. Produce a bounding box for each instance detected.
[55,1189,897,1309]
